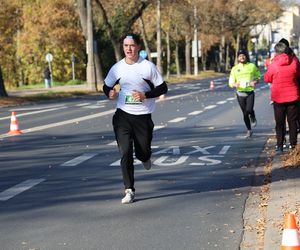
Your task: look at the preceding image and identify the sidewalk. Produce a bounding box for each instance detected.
[264,144,300,249]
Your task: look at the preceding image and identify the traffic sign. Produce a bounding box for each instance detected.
[46,53,53,62]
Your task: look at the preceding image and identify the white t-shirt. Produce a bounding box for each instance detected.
[104,57,164,115]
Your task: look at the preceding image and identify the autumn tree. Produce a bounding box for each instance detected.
[19,0,85,84]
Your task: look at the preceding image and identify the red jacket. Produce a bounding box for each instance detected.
[264,53,300,103]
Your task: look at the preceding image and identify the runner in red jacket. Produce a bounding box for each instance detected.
[264,42,300,152]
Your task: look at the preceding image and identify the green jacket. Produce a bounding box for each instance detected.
[229,62,261,92]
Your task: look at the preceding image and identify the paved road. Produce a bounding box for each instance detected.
[0,77,275,250]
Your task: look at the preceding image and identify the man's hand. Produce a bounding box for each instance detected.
[132,90,146,102]
[249,80,258,87]
[233,82,240,88]
[109,88,118,99]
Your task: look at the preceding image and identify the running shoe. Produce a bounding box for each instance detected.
[245,130,253,138]
[121,189,135,204]
[142,159,152,170]
[250,115,257,127]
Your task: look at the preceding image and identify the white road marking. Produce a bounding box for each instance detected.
[0,107,67,121]
[154,125,166,130]
[60,153,98,166]
[218,145,231,155]
[188,110,203,115]
[216,101,227,105]
[204,105,217,110]
[82,105,105,109]
[75,103,91,106]
[0,179,45,201]
[10,104,65,111]
[227,97,236,101]
[168,117,186,123]
[0,109,115,138]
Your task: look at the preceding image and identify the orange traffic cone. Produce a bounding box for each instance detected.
[281,213,300,250]
[8,111,22,135]
[210,80,215,90]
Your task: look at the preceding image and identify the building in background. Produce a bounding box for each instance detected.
[253,5,300,56]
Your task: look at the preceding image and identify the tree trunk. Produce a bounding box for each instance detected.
[235,33,241,64]
[94,41,104,89]
[156,0,163,73]
[193,5,198,76]
[225,43,230,71]
[185,35,191,75]
[166,31,170,79]
[0,65,8,97]
[139,17,152,62]
[77,0,103,90]
[175,27,181,77]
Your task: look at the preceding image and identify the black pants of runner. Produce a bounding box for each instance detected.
[112,108,154,192]
[236,91,255,131]
[273,101,299,147]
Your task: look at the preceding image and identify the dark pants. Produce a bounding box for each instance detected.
[273,101,299,147]
[236,91,255,130]
[112,109,154,191]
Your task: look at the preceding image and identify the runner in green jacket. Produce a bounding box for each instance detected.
[229,49,261,138]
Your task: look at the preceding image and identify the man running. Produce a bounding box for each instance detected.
[229,49,261,138]
[103,33,168,204]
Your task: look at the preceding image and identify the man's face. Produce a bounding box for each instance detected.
[123,38,140,61]
[238,54,247,63]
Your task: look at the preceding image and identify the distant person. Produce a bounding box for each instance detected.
[229,49,261,138]
[103,33,168,204]
[264,42,300,152]
[44,66,51,89]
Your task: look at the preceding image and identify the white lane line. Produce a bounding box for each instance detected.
[204,105,217,110]
[154,125,166,130]
[227,97,236,101]
[216,101,227,105]
[188,110,203,115]
[0,109,115,138]
[168,117,186,123]
[82,105,105,109]
[10,104,65,111]
[0,179,45,201]
[0,107,67,121]
[60,153,98,166]
[75,103,91,107]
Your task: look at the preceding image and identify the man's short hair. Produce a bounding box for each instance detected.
[275,42,288,54]
[123,33,141,45]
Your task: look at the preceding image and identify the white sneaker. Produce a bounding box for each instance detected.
[121,189,135,204]
[142,159,152,170]
[245,130,253,138]
[250,115,257,127]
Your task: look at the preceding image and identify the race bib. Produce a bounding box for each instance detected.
[125,95,142,104]
[239,80,250,88]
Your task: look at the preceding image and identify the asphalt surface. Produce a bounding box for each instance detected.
[2,82,300,249]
